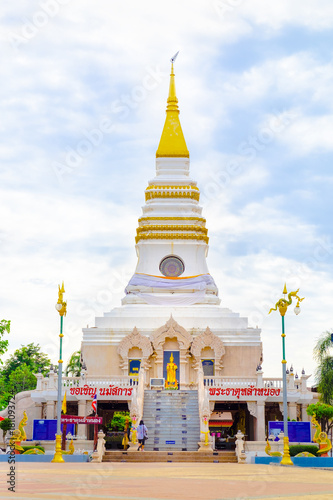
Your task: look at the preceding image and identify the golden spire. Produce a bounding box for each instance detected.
[156,55,189,158]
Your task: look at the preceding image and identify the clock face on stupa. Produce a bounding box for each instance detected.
[159,256,185,277]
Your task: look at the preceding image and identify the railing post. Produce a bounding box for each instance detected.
[48,366,56,390]
[91,430,106,463]
[197,365,213,452]
[35,372,43,391]
[300,372,308,394]
[128,368,145,452]
[235,430,246,463]
[256,367,263,388]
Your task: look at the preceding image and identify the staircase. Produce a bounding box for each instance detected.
[142,390,200,451]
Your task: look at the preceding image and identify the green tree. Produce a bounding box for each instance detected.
[65,350,81,377]
[306,402,333,434]
[0,343,51,410]
[107,412,131,431]
[6,364,37,395]
[0,342,50,381]
[0,418,13,441]
[0,388,12,412]
[0,320,10,364]
[314,330,333,405]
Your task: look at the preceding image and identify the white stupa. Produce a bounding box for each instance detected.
[81,60,263,382]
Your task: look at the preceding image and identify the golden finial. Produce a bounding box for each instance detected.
[269,286,304,317]
[56,282,67,317]
[156,52,189,158]
[167,53,179,113]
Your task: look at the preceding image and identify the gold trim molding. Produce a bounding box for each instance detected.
[145,190,200,202]
[138,216,206,223]
[137,225,208,235]
[136,232,209,244]
[146,184,199,191]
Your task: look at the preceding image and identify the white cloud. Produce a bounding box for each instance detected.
[281,114,333,155]
[220,53,333,109]
[240,0,333,30]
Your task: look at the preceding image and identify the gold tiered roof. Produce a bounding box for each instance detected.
[156,62,189,158]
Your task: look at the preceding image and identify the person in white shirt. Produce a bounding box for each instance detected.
[136,420,148,451]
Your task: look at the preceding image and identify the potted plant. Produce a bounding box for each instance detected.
[0,418,13,443]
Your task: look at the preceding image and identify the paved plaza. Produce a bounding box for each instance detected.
[1,462,333,500]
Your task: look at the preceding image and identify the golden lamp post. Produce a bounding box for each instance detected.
[51,282,67,464]
[269,284,304,466]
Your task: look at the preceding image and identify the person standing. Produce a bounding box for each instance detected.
[122,418,131,450]
[137,419,148,451]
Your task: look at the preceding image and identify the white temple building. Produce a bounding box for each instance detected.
[1,61,316,451]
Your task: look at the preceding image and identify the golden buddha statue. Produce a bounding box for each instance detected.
[165,353,178,389]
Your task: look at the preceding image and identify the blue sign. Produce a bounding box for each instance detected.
[129,359,141,376]
[268,421,311,443]
[166,441,175,444]
[33,419,75,441]
[202,359,214,376]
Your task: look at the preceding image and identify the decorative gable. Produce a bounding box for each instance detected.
[117,327,153,372]
[190,327,225,374]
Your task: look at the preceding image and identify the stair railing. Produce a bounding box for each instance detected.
[197,365,213,451]
[137,368,145,422]
[130,368,145,430]
[197,364,205,418]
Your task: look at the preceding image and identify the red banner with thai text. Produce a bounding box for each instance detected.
[208,386,281,399]
[68,385,133,397]
[61,415,103,424]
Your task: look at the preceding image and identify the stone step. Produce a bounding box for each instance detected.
[144,414,199,418]
[146,446,200,451]
[144,408,198,411]
[144,430,200,434]
[144,402,198,405]
[144,398,199,402]
[144,396,198,400]
[145,404,199,407]
[147,427,200,430]
[148,431,200,434]
[144,398,199,400]
[144,398,198,402]
[144,401,199,405]
[103,451,237,463]
[144,404,199,408]
[147,438,199,441]
[147,433,200,436]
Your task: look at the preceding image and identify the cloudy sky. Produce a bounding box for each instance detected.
[1,0,333,381]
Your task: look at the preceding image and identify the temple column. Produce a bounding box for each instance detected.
[46,400,55,420]
[289,402,297,422]
[78,400,87,439]
[179,349,188,389]
[155,355,163,379]
[256,401,266,441]
[35,403,43,419]
[301,404,309,422]
[247,401,265,441]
